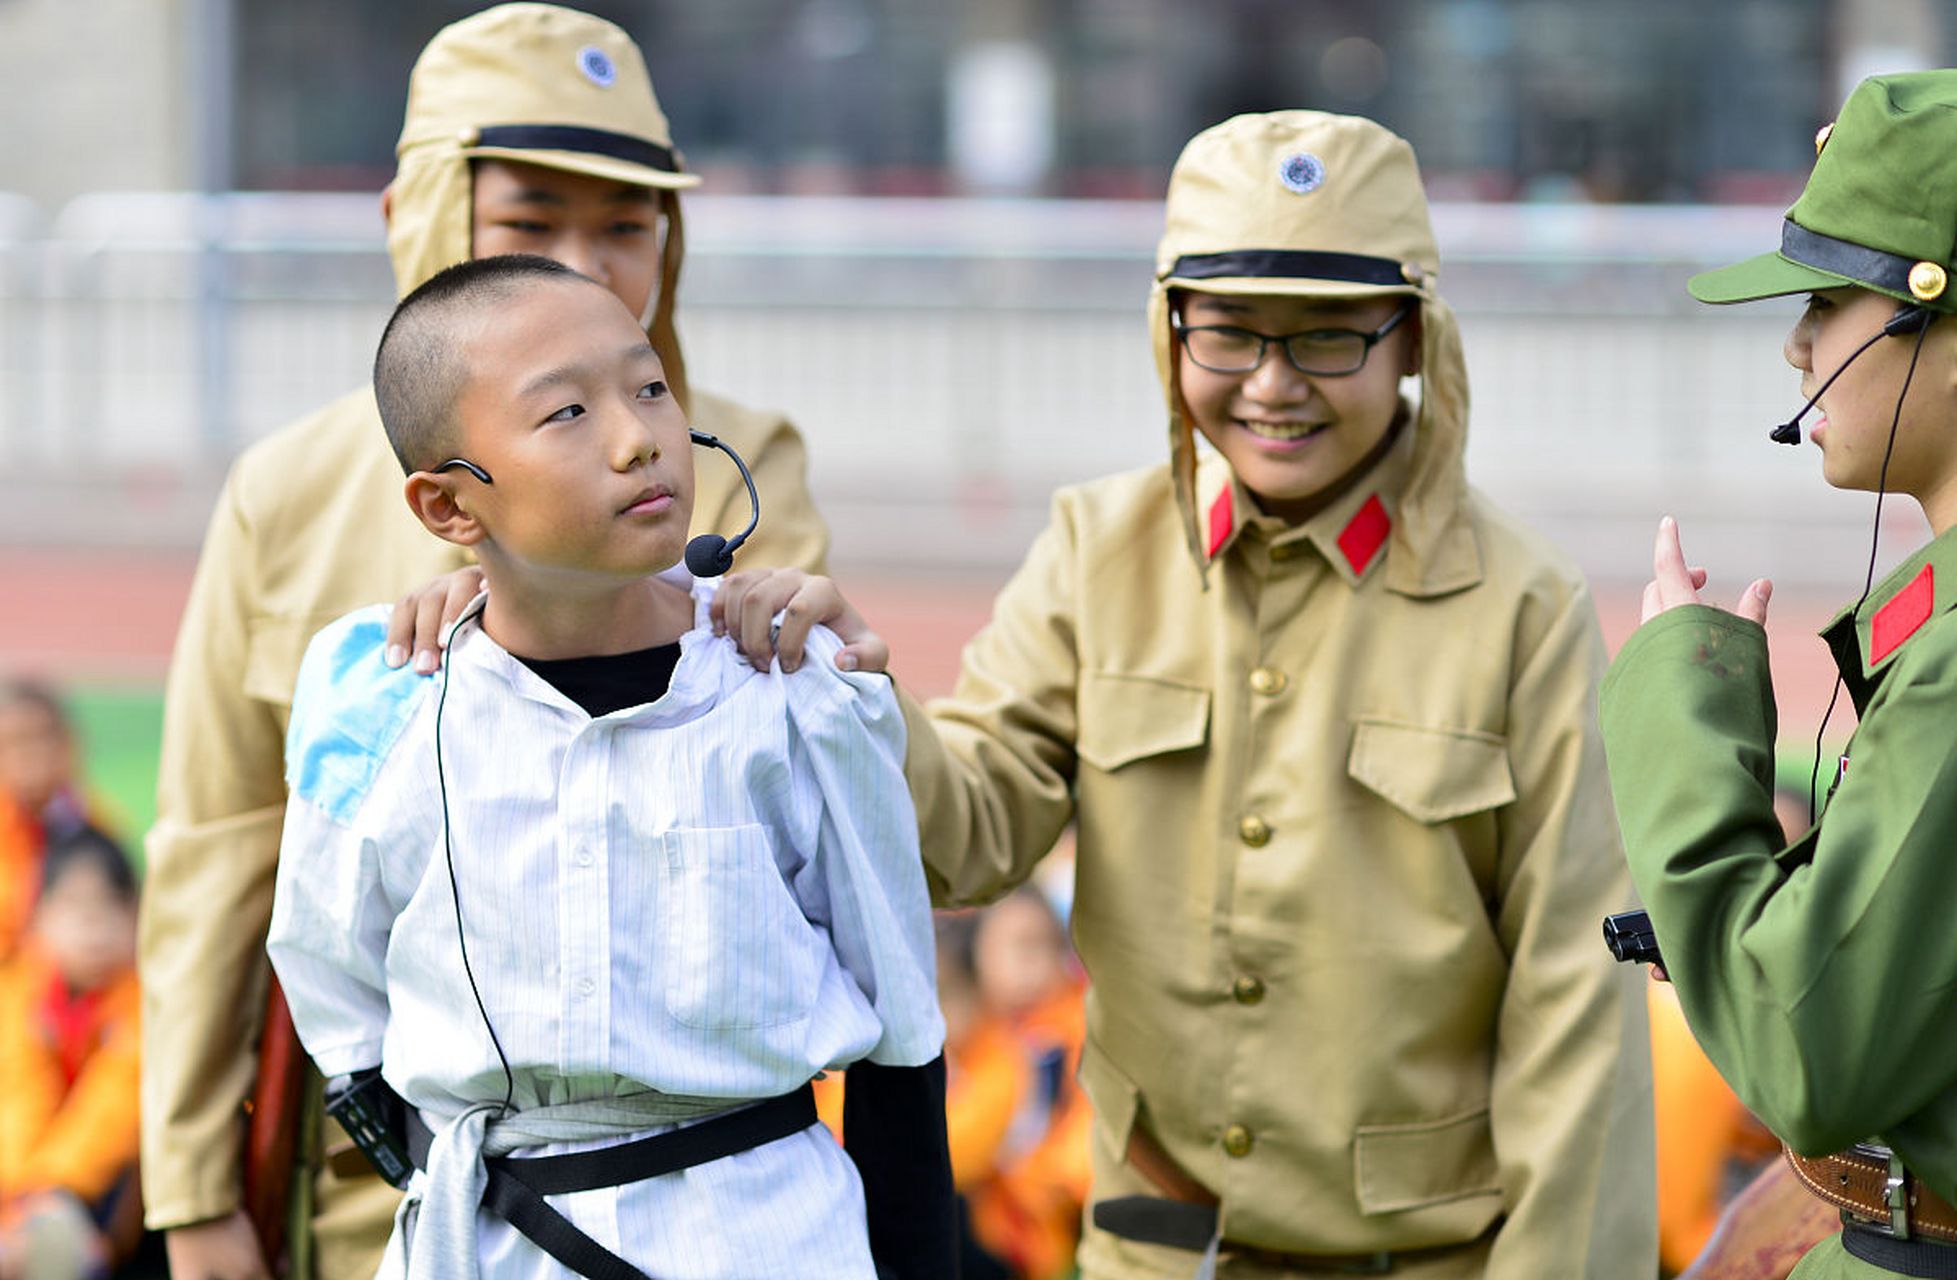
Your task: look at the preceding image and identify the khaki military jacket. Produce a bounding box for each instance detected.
[138,383,826,1231]
[1602,530,1957,1278]
[904,431,1655,1277]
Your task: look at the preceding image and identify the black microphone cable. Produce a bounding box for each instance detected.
[1803,316,1933,824]
[433,595,518,1117]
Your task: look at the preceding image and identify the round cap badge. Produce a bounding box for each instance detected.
[577,45,617,87]
[1278,153,1326,195]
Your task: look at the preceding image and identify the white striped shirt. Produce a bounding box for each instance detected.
[268,584,943,1278]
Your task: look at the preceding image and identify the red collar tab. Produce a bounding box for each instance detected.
[1206,486,1235,560]
[1336,494,1391,576]
[1870,562,1935,666]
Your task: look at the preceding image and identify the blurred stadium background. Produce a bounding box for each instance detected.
[1,0,1950,848]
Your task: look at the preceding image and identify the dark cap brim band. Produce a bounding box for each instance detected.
[472,124,681,173]
[1689,219,1934,306]
[1167,249,1410,288]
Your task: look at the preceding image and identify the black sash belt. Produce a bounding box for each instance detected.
[1843,1221,1957,1278]
[404,1084,817,1280]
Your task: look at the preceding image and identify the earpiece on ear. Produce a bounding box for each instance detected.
[1884,305,1932,337]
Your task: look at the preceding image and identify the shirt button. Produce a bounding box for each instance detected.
[1248,667,1287,696]
[577,978,596,997]
[1270,543,1301,563]
[1238,815,1271,847]
[1232,975,1266,1005]
[1222,1124,1254,1158]
[575,848,594,867]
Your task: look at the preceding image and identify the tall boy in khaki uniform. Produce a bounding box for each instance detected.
[138,7,829,1278]
[721,110,1657,1278]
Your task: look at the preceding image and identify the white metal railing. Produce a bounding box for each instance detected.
[0,192,1901,585]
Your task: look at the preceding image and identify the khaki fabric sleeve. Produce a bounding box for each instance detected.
[902,496,1081,908]
[1483,582,1657,1278]
[138,469,288,1229]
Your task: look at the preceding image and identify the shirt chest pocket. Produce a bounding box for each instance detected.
[657,824,826,1030]
[1076,672,1211,772]
[1346,719,1515,824]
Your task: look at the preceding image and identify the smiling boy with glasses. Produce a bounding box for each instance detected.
[706,109,1657,1277]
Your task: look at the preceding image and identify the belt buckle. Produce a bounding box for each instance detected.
[1886,1151,1914,1240]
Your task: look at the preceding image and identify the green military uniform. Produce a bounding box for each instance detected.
[1600,72,1957,1280]
[137,8,829,1277]
[905,111,1655,1279]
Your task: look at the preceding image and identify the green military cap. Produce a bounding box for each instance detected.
[1690,70,1957,312]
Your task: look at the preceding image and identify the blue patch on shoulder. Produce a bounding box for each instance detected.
[286,606,434,826]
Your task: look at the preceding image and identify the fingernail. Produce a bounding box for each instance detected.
[785,657,800,673]
[414,649,439,675]
[837,654,858,671]
[385,645,407,668]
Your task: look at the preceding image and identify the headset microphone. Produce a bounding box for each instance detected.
[684,429,761,577]
[1769,305,1932,445]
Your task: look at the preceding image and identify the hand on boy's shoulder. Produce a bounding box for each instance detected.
[710,567,891,677]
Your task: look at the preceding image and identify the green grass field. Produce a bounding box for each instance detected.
[67,684,165,867]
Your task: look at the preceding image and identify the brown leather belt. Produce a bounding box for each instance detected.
[1786,1144,1957,1244]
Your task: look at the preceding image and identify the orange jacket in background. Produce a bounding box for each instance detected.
[0,794,42,964]
[0,946,141,1203]
[1650,980,1778,1273]
[950,980,1091,1280]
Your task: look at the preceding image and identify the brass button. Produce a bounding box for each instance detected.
[1270,543,1301,562]
[1238,815,1271,847]
[455,125,482,146]
[1232,975,1266,1005]
[1222,1124,1254,1157]
[1248,667,1287,696]
[1909,261,1948,301]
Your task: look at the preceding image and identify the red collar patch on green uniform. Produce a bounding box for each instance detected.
[1207,487,1234,559]
[1870,563,1935,665]
[1337,494,1391,575]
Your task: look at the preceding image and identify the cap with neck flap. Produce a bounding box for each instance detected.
[386,3,700,406]
[1689,70,1957,312]
[1150,111,1476,593]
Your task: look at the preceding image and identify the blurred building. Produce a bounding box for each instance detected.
[2,0,1951,208]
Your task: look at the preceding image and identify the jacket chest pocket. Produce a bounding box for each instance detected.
[657,824,825,1030]
[1346,719,1514,824]
[1076,672,1211,773]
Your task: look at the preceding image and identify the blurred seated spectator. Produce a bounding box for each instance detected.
[0,824,143,1279]
[0,683,93,963]
[815,889,1090,1280]
[947,888,1091,1280]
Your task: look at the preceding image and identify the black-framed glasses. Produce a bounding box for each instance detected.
[1175,303,1413,377]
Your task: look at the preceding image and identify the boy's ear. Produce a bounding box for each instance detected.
[403,471,487,547]
[379,182,395,228]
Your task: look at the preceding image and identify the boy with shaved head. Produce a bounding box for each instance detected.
[266,254,948,1280]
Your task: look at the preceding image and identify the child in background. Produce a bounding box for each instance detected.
[0,683,92,962]
[0,825,143,1280]
[950,889,1090,1280]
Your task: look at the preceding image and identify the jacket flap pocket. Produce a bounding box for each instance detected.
[1354,1108,1499,1214]
[1075,1035,1141,1151]
[245,615,338,707]
[1077,673,1210,773]
[1347,720,1515,824]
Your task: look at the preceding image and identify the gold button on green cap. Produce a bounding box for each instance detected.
[1689,71,1957,312]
